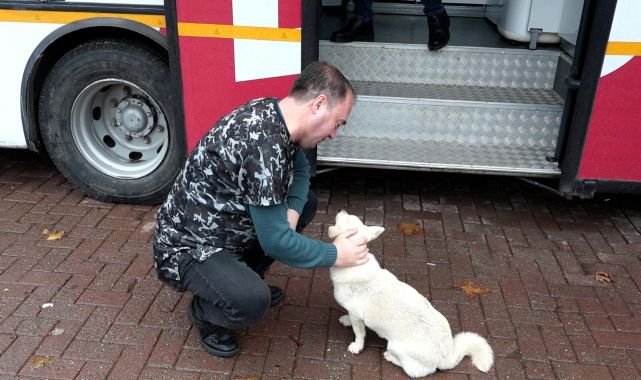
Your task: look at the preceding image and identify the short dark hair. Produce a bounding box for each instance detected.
[288,61,355,107]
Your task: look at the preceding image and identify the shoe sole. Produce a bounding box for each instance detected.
[270,291,284,306]
[199,340,240,358]
[188,307,240,358]
[428,34,450,51]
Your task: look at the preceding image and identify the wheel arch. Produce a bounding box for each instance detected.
[22,18,169,152]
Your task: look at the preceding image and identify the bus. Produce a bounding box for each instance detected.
[0,0,639,203]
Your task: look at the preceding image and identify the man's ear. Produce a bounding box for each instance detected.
[311,94,328,114]
[365,226,385,242]
[328,225,340,239]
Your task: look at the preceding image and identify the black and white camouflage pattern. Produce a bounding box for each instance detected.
[153,98,296,287]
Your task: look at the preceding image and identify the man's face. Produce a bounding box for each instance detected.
[300,92,354,149]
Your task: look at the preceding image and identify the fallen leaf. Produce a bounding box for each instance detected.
[460,281,490,299]
[42,229,65,241]
[31,356,52,368]
[595,272,613,283]
[398,223,423,235]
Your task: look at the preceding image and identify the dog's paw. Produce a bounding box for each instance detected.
[348,342,363,354]
[338,315,352,327]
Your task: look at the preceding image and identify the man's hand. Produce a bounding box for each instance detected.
[333,228,370,267]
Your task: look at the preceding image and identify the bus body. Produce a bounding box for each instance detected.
[0,0,638,203]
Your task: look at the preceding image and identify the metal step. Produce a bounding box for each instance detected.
[320,41,561,89]
[318,137,560,176]
[318,42,564,176]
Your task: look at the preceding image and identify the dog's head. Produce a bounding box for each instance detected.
[327,210,385,243]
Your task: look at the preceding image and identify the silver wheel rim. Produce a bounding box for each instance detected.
[71,79,169,179]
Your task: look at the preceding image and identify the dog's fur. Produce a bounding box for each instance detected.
[328,211,494,378]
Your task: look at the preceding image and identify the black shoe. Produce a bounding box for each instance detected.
[427,9,450,51]
[269,285,284,306]
[330,17,374,43]
[187,306,239,358]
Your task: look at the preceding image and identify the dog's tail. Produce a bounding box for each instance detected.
[439,332,494,372]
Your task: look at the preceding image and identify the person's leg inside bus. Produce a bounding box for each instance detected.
[423,0,450,50]
[330,0,374,43]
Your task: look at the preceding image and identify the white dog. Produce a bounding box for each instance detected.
[328,210,494,378]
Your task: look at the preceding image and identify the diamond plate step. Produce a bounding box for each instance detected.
[320,41,561,89]
[318,42,564,176]
[318,137,560,176]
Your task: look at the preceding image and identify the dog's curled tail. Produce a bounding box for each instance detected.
[440,332,494,372]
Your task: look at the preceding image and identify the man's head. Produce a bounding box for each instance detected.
[288,62,355,149]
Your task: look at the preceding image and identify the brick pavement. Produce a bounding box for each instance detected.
[0,148,640,379]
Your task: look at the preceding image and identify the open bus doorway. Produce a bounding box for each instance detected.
[314,0,595,196]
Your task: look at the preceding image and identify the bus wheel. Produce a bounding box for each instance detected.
[38,38,184,204]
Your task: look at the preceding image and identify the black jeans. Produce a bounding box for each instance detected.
[179,191,318,330]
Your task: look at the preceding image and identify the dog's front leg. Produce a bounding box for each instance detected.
[347,314,366,354]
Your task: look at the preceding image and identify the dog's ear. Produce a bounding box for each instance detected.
[328,225,340,239]
[365,226,385,242]
[335,210,348,223]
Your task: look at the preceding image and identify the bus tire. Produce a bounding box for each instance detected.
[38,38,184,205]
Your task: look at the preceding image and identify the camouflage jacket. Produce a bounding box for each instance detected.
[153,98,296,288]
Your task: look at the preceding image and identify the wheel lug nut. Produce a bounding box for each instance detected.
[125,135,132,141]
[143,137,151,144]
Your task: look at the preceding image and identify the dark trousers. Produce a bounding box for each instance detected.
[179,191,318,330]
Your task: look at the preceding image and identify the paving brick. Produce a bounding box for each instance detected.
[230,353,266,379]
[103,323,161,346]
[237,334,270,355]
[139,367,200,380]
[64,338,123,363]
[15,317,58,337]
[75,360,113,379]
[108,343,154,379]
[515,324,548,362]
[552,362,613,380]
[0,335,42,375]
[592,330,641,351]
[523,360,556,379]
[77,288,130,308]
[293,357,351,379]
[262,337,297,376]
[75,306,120,342]
[175,348,234,374]
[295,322,328,360]
[147,328,189,368]
[35,319,83,357]
[0,333,16,354]
[18,355,84,379]
[18,270,70,287]
[541,325,576,362]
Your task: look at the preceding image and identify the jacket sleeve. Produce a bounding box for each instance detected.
[286,148,311,214]
[248,203,336,268]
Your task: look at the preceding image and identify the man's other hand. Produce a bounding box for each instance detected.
[333,228,370,267]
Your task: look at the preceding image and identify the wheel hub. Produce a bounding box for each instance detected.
[115,97,155,137]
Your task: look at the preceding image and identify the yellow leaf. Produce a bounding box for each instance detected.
[460,281,490,299]
[398,223,423,236]
[42,229,65,241]
[31,356,52,368]
[595,272,613,283]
